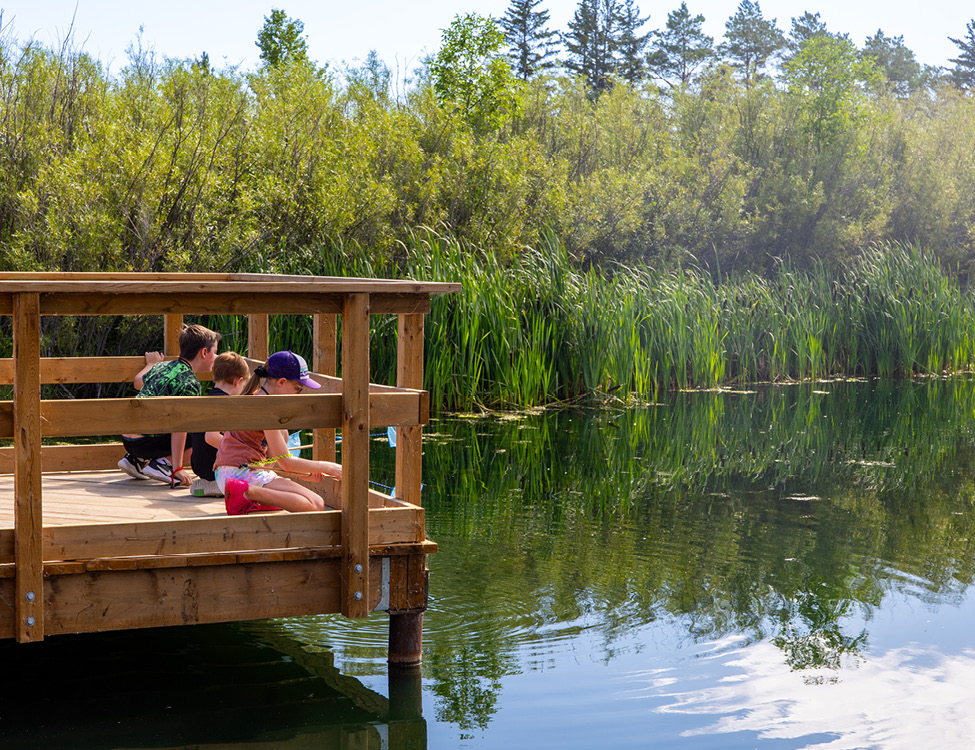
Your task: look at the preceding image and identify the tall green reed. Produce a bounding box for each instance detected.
[199,231,975,412]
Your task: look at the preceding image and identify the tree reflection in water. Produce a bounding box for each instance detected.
[410,378,975,727]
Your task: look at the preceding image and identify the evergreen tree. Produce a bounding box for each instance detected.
[614,0,651,84]
[501,0,559,80]
[564,0,618,94]
[948,19,975,90]
[788,11,830,52]
[862,30,924,97]
[256,9,309,68]
[719,0,785,85]
[648,2,713,88]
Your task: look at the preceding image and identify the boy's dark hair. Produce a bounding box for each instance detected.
[212,351,249,383]
[179,324,221,360]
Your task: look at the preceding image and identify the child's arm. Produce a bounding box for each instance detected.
[261,429,343,480]
[205,430,223,448]
[133,351,165,391]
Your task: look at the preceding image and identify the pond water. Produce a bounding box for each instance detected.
[3,378,975,748]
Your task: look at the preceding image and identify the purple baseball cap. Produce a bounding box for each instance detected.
[266,351,321,389]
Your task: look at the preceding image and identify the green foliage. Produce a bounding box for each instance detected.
[256,9,309,68]
[6,32,975,407]
[783,34,879,150]
[429,14,522,133]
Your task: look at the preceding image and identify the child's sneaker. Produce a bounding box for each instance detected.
[142,457,175,484]
[118,454,149,480]
[190,477,223,497]
[224,478,252,515]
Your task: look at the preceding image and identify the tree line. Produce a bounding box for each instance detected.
[3,6,975,281]
[500,0,974,94]
[3,8,975,400]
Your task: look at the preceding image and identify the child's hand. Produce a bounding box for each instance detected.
[145,351,164,365]
[307,472,326,482]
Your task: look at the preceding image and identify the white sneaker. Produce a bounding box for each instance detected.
[142,457,174,483]
[118,454,149,480]
[191,477,223,497]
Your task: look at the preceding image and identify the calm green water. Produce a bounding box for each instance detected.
[4,378,975,748]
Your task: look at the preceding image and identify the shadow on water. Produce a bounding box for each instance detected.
[0,622,426,749]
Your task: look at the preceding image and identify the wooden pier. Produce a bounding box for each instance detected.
[0,272,458,660]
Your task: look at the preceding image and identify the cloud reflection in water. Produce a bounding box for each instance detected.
[646,637,975,748]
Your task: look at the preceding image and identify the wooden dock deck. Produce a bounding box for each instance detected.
[0,471,227,526]
[0,272,458,658]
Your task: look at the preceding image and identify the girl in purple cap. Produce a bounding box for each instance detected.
[214,350,343,514]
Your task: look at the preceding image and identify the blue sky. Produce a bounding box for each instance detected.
[0,1,971,74]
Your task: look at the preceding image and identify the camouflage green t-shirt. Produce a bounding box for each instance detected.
[135,359,201,438]
[138,359,202,399]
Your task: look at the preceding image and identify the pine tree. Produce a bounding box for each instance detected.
[787,11,830,53]
[648,2,713,88]
[948,19,975,91]
[501,0,559,80]
[719,0,785,85]
[564,0,618,94]
[862,30,925,97]
[614,0,650,84]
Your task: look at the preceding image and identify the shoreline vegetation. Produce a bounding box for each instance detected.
[3,22,975,410]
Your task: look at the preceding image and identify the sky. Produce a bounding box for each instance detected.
[0,0,971,76]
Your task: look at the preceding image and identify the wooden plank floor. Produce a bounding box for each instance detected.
[0,471,225,528]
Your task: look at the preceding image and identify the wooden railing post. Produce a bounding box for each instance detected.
[313,314,337,462]
[341,293,369,618]
[248,314,269,362]
[13,292,43,642]
[396,314,424,507]
[164,315,183,357]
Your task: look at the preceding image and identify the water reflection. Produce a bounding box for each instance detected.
[7,378,975,747]
[389,378,975,735]
[652,635,975,746]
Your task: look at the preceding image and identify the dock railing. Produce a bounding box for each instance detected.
[0,272,459,649]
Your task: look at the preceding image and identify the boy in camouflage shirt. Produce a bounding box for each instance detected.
[118,324,221,486]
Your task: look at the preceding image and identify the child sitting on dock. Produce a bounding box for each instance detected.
[187,351,251,497]
[214,350,343,514]
[118,324,221,486]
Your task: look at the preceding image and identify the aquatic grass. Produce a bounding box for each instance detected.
[192,230,975,411]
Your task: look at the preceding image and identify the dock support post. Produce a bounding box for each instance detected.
[341,293,370,618]
[13,292,43,642]
[313,313,337,462]
[388,610,424,667]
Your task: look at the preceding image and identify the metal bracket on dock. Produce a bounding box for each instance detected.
[373,557,391,612]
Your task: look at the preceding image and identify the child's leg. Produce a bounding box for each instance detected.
[246,477,324,512]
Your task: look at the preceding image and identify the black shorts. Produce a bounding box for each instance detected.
[121,434,172,460]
